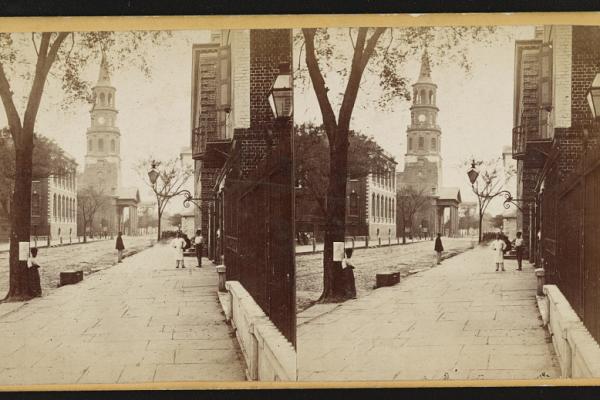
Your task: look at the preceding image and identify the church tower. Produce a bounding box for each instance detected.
[402,50,442,194]
[82,54,121,195]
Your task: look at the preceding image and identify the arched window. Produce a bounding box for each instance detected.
[62,196,66,220]
[111,139,116,152]
[408,137,413,150]
[53,194,57,218]
[431,137,437,151]
[99,92,106,105]
[376,195,380,218]
[420,89,426,104]
[98,138,104,152]
[429,90,433,104]
[108,93,113,106]
[418,137,424,149]
[392,199,395,219]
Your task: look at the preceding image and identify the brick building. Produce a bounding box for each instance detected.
[191,29,295,345]
[512,25,600,342]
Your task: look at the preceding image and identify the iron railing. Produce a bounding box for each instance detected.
[512,125,527,159]
[191,127,207,159]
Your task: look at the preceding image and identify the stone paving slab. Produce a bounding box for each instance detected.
[298,244,560,381]
[0,244,245,386]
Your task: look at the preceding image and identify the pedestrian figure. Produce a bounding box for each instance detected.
[27,247,42,297]
[341,248,357,299]
[194,229,204,268]
[434,233,444,265]
[171,232,186,269]
[514,231,524,271]
[115,232,125,263]
[492,233,506,271]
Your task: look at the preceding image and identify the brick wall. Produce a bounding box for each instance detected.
[554,26,600,178]
[237,29,293,178]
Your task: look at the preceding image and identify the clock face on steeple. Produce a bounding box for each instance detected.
[418,114,426,122]
[98,116,105,125]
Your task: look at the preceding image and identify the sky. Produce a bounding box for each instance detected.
[0,30,211,212]
[0,26,534,215]
[294,25,535,214]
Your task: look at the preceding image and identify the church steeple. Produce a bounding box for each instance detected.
[84,55,121,194]
[96,53,111,86]
[403,49,442,191]
[417,50,433,84]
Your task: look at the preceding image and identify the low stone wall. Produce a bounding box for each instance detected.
[223,281,297,381]
[542,285,600,378]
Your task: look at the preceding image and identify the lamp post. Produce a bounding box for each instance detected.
[268,62,292,120]
[586,72,600,119]
[147,161,202,210]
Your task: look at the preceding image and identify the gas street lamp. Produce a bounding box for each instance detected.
[147,161,202,209]
[268,62,292,119]
[586,72,600,119]
[466,159,533,213]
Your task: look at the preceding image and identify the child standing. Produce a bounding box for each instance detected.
[492,233,506,272]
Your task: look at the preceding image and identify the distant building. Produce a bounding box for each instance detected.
[501,145,518,239]
[0,155,78,243]
[396,51,461,237]
[295,147,396,242]
[78,55,139,236]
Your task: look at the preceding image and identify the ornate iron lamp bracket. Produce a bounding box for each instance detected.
[500,190,535,213]
[179,189,202,210]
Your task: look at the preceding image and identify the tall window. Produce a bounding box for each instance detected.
[372,193,376,220]
[431,137,437,151]
[53,194,57,218]
[349,191,358,216]
[100,92,106,105]
[420,89,426,104]
[98,138,104,152]
[111,139,116,152]
[408,137,413,150]
[31,193,40,217]
[88,139,92,152]
[108,93,113,106]
[418,137,424,149]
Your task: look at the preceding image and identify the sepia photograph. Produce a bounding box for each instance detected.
[0,13,599,390]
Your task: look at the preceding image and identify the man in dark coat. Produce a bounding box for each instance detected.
[434,233,444,265]
[116,232,125,263]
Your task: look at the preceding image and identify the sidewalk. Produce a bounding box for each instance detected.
[298,244,560,381]
[0,244,245,386]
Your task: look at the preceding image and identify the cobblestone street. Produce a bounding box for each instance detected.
[298,244,560,381]
[0,244,245,386]
[0,235,154,297]
[296,238,476,312]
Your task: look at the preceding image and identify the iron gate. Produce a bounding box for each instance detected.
[552,142,600,343]
[222,134,296,346]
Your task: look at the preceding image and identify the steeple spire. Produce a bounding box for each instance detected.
[417,50,433,83]
[96,53,111,86]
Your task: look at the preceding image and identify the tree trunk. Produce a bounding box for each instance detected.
[6,142,34,300]
[478,211,483,243]
[320,135,349,302]
[157,211,162,241]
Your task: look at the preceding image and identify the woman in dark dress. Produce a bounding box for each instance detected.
[27,247,42,297]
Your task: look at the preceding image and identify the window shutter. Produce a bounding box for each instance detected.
[539,43,553,109]
[216,45,231,138]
